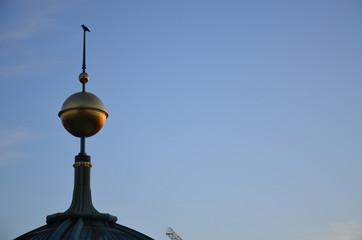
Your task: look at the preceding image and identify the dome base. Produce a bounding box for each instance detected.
[15,217,155,240]
[46,211,117,223]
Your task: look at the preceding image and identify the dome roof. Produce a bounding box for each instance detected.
[14,217,155,240]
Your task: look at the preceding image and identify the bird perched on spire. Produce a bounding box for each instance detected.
[82,25,90,32]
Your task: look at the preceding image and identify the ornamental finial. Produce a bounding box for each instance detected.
[58,25,108,155]
[80,25,90,92]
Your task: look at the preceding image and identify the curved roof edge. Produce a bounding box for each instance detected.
[14,217,155,240]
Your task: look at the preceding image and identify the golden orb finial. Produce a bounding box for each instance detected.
[58,92,108,138]
[58,25,107,157]
[79,72,90,84]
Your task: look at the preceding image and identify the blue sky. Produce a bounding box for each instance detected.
[0,0,362,239]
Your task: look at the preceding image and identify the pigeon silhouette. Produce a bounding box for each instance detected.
[82,25,90,32]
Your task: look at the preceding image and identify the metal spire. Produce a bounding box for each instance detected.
[81,25,90,92]
[81,25,88,155]
[50,25,114,224]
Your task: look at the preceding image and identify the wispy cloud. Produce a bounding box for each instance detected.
[0,14,47,42]
[0,129,35,147]
[0,1,70,79]
[0,129,37,166]
[0,1,56,42]
[0,59,63,78]
[306,220,362,240]
[0,152,26,166]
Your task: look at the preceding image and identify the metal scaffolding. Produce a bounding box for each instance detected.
[166,227,182,240]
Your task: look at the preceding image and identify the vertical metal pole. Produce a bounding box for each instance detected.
[80,137,86,155]
[82,30,86,73]
[82,30,86,92]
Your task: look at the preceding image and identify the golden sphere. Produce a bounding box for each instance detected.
[58,92,108,138]
[79,72,90,84]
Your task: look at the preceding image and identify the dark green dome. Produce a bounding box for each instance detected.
[14,218,154,240]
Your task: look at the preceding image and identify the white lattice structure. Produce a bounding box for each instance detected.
[166,227,182,240]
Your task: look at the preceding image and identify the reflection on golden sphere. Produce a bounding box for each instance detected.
[79,72,90,84]
[58,92,108,138]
